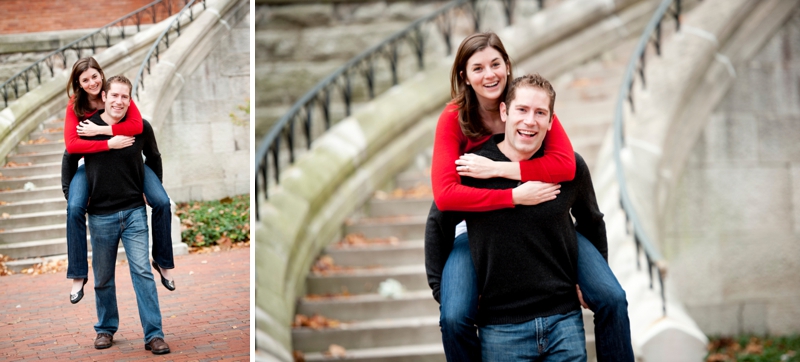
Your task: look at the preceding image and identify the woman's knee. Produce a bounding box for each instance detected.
[67,202,87,217]
[597,283,628,313]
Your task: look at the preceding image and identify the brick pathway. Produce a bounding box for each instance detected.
[0,247,250,361]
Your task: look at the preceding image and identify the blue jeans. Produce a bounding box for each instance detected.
[439,232,633,362]
[66,164,174,279]
[89,207,164,344]
[480,310,586,362]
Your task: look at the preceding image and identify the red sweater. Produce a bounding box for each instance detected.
[64,97,144,154]
[432,103,576,212]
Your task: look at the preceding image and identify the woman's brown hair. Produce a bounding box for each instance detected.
[67,57,105,119]
[449,32,512,139]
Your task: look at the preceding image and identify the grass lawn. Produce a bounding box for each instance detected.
[706,335,799,362]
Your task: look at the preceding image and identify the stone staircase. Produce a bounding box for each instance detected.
[291,153,602,361]
[0,116,69,268]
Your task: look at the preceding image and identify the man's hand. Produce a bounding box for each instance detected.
[143,194,149,206]
[107,136,134,149]
[576,285,589,309]
[77,120,112,137]
[511,181,560,205]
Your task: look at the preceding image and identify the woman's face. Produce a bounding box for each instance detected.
[463,47,508,105]
[78,68,103,97]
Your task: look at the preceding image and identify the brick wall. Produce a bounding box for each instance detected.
[0,0,185,34]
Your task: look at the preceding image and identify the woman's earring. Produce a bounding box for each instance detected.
[466,82,470,85]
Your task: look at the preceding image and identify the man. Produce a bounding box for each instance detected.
[63,75,170,354]
[426,74,608,361]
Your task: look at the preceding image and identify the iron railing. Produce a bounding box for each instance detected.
[255,0,523,219]
[132,0,209,101]
[0,0,186,108]
[613,0,682,317]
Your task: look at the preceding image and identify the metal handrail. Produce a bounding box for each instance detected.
[255,0,521,219]
[132,0,208,101]
[0,0,184,108]
[613,0,682,317]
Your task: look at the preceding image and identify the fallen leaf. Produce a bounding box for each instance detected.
[325,344,346,357]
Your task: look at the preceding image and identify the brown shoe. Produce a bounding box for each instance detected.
[94,333,113,349]
[144,337,170,355]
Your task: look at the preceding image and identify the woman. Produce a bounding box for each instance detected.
[428,33,633,361]
[64,57,175,304]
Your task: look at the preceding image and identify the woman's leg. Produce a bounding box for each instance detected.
[439,232,481,362]
[576,232,634,362]
[66,165,90,286]
[142,165,174,272]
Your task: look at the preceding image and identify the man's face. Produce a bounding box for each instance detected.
[499,86,552,159]
[102,82,131,121]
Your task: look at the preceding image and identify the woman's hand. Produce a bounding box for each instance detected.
[107,136,135,149]
[456,153,504,179]
[77,120,112,137]
[511,181,560,205]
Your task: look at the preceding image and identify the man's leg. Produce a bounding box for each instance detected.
[479,318,540,361]
[439,233,481,362]
[575,232,635,362]
[119,206,165,346]
[143,165,174,270]
[87,212,122,339]
[541,310,587,362]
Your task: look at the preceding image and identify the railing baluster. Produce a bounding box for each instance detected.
[614,0,682,317]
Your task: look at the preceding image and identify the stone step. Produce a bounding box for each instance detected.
[0,197,65,215]
[7,150,65,165]
[0,185,64,202]
[303,343,444,362]
[0,210,65,229]
[258,21,413,62]
[344,215,426,241]
[40,119,64,131]
[16,141,65,154]
[293,316,440,352]
[0,237,66,259]
[28,131,63,142]
[394,170,430,190]
[306,264,428,295]
[324,240,424,268]
[0,223,65,244]
[366,197,432,218]
[297,290,438,322]
[3,246,127,273]
[0,162,61,178]
[0,174,60,191]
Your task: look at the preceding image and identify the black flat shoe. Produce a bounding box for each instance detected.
[70,278,88,304]
[152,261,175,291]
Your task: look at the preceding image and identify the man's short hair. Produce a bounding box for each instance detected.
[504,73,556,120]
[104,75,133,97]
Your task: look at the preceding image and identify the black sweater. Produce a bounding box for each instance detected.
[61,111,162,215]
[424,134,607,325]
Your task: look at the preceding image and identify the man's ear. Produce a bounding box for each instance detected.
[547,113,553,131]
[500,102,508,123]
[101,91,107,103]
